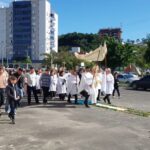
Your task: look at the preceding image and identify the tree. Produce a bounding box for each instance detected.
[144,40,150,64]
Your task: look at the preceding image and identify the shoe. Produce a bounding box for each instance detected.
[67,100,71,104]
[36,102,41,104]
[75,101,78,104]
[103,98,106,103]
[8,114,12,120]
[12,119,15,124]
[108,102,111,105]
[85,104,90,108]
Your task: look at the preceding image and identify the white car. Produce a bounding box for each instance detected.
[117,73,140,84]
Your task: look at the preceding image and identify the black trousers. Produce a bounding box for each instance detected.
[59,94,66,101]
[103,94,111,104]
[27,86,39,105]
[68,94,78,104]
[97,89,101,101]
[80,90,90,106]
[9,99,16,120]
[0,88,5,107]
[42,87,49,103]
[113,87,120,97]
[50,91,56,98]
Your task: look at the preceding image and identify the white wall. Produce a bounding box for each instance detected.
[39,0,51,60]
[50,12,58,53]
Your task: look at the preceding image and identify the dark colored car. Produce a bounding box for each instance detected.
[130,75,150,90]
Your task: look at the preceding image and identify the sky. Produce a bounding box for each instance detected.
[1,0,150,41]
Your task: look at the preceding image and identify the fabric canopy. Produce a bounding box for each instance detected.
[75,43,107,62]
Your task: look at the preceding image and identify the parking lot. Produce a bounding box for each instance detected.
[0,88,150,150]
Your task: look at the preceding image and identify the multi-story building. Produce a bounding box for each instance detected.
[50,12,58,53]
[98,28,122,40]
[0,0,58,62]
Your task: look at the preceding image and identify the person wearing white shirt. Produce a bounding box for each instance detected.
[67,69,80,104]
[49,69,58,99]
[57,70,67,101]
[26,67,39,105]
[97,69,103,101]
[78,67,93,108]
[103,68,114,104]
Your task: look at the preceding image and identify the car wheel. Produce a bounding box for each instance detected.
[132,83,138,90]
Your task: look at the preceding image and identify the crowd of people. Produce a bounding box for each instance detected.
[0,64,120,124]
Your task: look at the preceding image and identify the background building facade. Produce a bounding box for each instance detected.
[98,28,122,40]
[50,12,58,53]
[0,0,58,63]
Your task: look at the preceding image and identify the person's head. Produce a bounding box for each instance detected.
[92,65,99,74]
[50,69,56,76]
[114,72,118,78]
[71,69,77,76]
[45,68,50,74]
[30,67,35,74]
[17,68,23,75]
[9,76,17,85]
[38,68,42,75]
[59,70,64,76]
[0,65,4,74]
[106,68,111,75]
[85,66,91,72]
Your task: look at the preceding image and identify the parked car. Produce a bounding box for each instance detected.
[117,73,139,84]
[130,75,150,90]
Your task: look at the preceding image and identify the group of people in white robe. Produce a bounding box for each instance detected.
[29,66,115,108]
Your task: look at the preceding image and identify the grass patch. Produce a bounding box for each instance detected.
[126,108,150,117]
[95,103,150,117]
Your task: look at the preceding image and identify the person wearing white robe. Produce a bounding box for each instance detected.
[67,69,80,104]
[49,69,58,99]
[36,69,42,96]
[78,67,93,107]
[103,68,114,104]
[57,70,67,101]
[97,69,103,101]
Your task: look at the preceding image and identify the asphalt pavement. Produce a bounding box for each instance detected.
[0,88,150,150]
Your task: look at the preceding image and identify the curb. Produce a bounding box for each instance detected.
[96,103,127,111]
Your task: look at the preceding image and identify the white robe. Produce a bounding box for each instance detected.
[78,72,93,95]
[57,75,67,94]
[67,74,80,95]
[50,75,58,92]
[101,72,107,94]
[97,73,103,90]
[90,74,102,104]
[36,74,41,90]
[106,73,114,95]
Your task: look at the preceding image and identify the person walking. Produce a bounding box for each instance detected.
[0,65,8,116]
[26,67,39,105]
[112,72,120,98]
[40,69,51,104]
[67,69,80,104]
[103,68,114,104]
[78,67,93,108]
[49,69,57,100]
[57,70,67,101]
[6,76,20,124]
[13,68,24,106]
